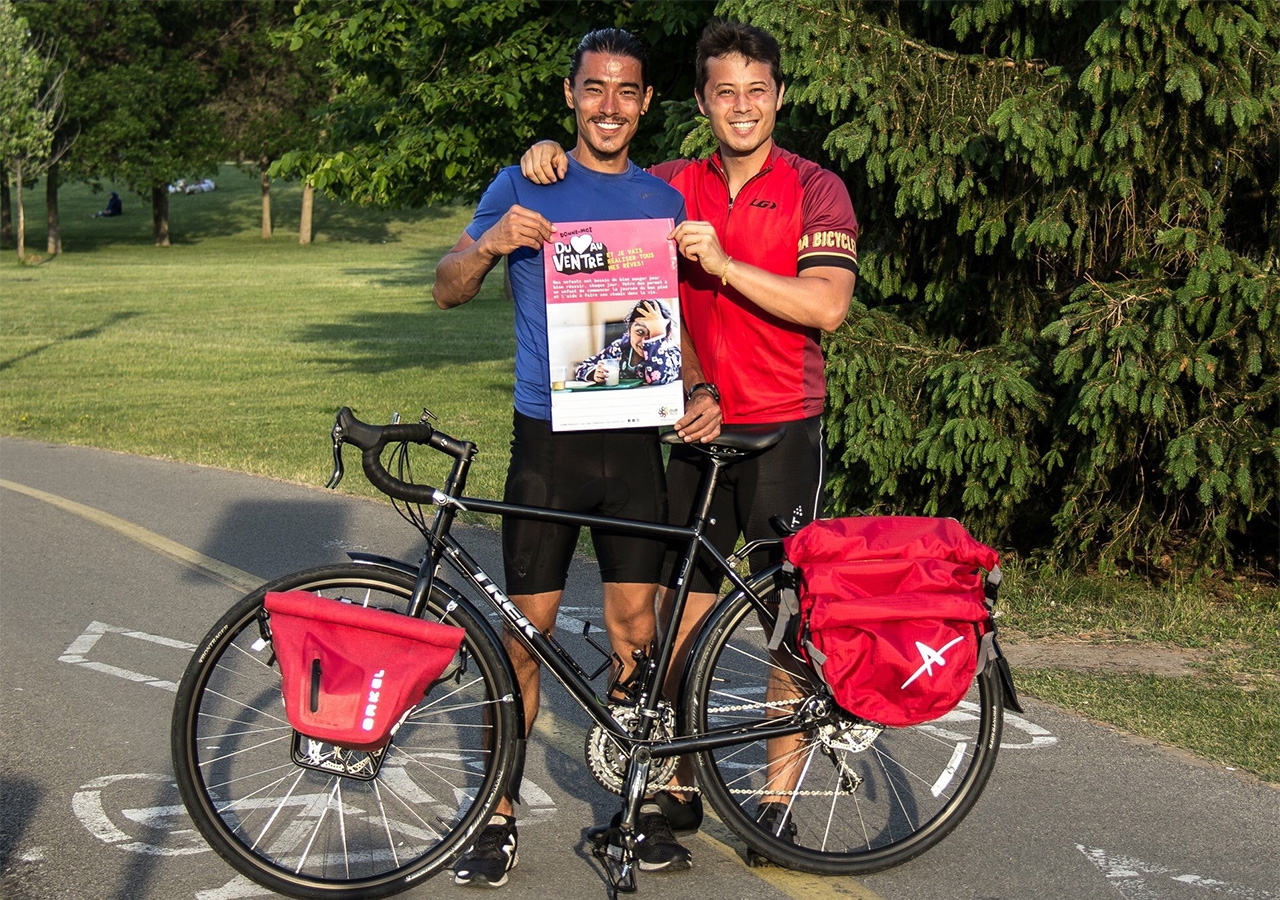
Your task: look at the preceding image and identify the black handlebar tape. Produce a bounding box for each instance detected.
[359,446,442,505]
[335,406,436,451]
[334,407,441,504]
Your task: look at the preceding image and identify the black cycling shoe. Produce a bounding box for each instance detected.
[747,802,798,867]
[607,802,693,871]
[453,814,519,887]
[653,790,703,835]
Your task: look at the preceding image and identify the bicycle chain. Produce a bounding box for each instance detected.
[664,785,845,796]
[670,697,852,796]
[704,698,805,714]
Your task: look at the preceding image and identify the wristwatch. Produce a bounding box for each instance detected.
[687,382,720,404]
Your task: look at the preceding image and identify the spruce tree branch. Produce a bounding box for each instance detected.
[799,4,1049,72]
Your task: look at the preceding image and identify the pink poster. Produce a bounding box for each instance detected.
[543,219,684,431]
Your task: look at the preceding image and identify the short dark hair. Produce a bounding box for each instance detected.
[568,27,649,89]
[695,20,783,98]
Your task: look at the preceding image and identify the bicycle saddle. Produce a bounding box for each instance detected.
[660,424,786,459]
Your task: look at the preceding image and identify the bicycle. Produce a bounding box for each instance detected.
[171,406,1015,899]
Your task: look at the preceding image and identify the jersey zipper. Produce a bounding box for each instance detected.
[707,153,775,418]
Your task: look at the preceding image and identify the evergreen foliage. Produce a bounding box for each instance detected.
[726,0,1278,571]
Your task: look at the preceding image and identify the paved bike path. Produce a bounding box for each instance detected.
[2,436,1276,900]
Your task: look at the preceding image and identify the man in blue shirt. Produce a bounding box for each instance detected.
[433,28,693,886]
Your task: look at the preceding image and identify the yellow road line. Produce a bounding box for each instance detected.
[5,476,887,900]
[0,478,260,593]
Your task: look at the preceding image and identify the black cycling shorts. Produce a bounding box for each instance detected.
[663,415,825,595]
[502,411,668,595]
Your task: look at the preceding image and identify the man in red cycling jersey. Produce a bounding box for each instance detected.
[522,19,859,841]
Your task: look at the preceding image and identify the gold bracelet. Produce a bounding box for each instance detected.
[720,257,732,286]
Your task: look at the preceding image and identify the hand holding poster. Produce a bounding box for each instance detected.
[544,219,684,431]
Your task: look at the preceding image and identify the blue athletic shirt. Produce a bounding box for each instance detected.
[464,156,686,421]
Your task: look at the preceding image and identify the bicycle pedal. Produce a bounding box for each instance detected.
[586,822,614,847]
[588,827,638,894]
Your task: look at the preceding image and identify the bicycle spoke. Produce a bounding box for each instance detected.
[688,584,1003,874]
[173,569,517,893]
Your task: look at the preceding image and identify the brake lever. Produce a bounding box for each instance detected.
[326,419,345,489]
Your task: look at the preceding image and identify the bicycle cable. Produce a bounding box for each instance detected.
[387,440,434,541]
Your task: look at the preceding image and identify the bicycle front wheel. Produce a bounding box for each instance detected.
[172,565,519,899]
[685,577,1003,875]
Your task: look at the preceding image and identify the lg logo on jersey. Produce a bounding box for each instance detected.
[748,198,777,209]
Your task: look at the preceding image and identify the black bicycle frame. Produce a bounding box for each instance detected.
[398,442,808,757]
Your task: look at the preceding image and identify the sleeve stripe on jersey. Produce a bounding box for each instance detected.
[797,252,859,273]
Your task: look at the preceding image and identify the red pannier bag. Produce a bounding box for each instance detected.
[782,517,1000,728]
[264,590,466,751]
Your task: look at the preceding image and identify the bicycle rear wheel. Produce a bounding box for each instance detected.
[172,565,519,899]
[684,576,1003,875]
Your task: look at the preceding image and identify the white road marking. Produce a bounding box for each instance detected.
[59,621,195,693]
[196,875,274,899]
[21,479,1049,900]
[71,773,208,857]
[1078,845,1276,899]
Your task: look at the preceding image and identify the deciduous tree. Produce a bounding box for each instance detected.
[207,0,326,239]
[19,1,232,246]
[0,0,64,260]
[272,0,709,207]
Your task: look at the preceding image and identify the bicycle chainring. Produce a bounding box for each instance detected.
[585,704,678,796]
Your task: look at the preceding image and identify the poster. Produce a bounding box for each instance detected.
[544,218,684,431]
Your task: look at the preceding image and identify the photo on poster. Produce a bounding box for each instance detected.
[544,219,684,431]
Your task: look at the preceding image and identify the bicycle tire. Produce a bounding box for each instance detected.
[684,573,1003,875]
[171,565,519,899]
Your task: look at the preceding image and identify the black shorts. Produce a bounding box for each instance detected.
[502,411,667,595]
[663,415,825,594]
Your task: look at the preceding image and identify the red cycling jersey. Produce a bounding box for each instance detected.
[651,145,858,424]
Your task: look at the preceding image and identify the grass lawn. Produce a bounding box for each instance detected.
[2,167,517,501]
[3,168,1277,784]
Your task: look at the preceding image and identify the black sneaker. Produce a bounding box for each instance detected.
[653,790,703,835]
[609,802,693,871]
[454,814,518,887]
[756,802,798,842]
[747,802,798,867]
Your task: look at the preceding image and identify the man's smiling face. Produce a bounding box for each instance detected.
[566,51,652,173]
[697,53,785,162]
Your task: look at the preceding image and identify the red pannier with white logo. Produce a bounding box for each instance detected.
[264,591,466,751]
[782,517,999,728]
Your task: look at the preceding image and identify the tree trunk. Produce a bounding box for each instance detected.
[152,185,170,247]
[261,159,272,239]
[299,181,314,245]
[1,168,12,250]
[15,160,26,261]
[46,162,61,255]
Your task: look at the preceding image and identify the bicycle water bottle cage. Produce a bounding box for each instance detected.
[605,643,655,704]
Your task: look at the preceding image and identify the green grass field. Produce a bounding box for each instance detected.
[3,168,1277,783]
[2,168,517,500]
